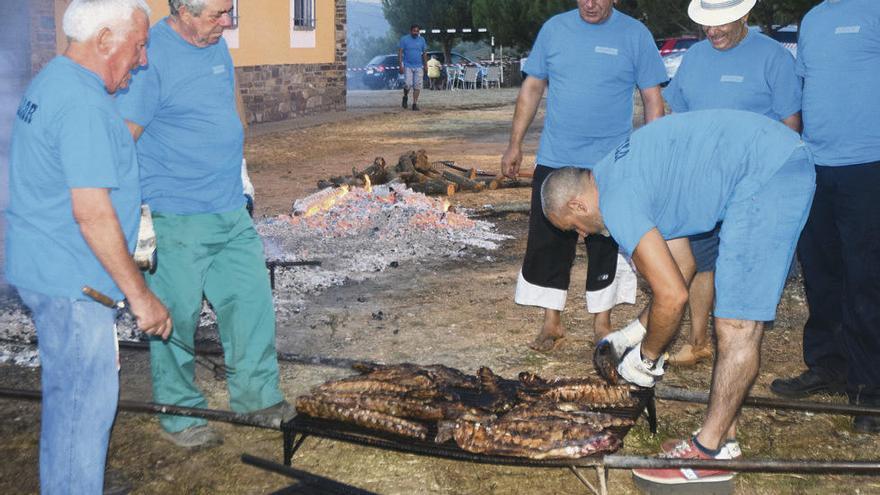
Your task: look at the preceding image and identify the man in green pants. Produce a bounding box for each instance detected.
[116,0,290,447]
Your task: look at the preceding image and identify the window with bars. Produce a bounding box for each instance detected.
[292,0,316,30]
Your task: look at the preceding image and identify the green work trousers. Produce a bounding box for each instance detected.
[147,207,283,433]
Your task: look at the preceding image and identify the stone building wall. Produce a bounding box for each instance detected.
[30,0,57,75]
[236,0,347,124]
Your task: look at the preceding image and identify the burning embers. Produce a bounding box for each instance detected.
[296,363,636,459]
[288,182,461,233]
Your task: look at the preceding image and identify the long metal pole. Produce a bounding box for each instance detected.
[656,385,880,417]
[0,387,282,430]
[604,455,880,475]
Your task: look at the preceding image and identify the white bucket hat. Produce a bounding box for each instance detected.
[688,0,757,27]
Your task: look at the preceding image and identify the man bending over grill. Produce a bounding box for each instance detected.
[540,109,815,487]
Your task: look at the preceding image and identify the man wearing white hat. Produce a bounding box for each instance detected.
[663,0,801,371]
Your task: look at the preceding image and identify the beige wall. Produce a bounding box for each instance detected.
[54,0,337,66]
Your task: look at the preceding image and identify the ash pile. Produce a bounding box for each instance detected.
[0,179,509,366]
[259,180,510,315]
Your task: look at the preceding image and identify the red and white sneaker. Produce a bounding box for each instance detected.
[632,438,735,484]
[661,436,741,459]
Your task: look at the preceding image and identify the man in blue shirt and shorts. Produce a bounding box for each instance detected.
[7,0,171,491]
[770,0,880,434]
[116,0,290,448]
[541,110,815,485]
[398,24,427,111]
[501,0,667,352]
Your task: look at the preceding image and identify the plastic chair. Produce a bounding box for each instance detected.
[446,66,463,90]
[462,67,479,89]
[483,66,501,89]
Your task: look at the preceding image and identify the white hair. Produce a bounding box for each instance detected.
[169,0,208,16]
[540,167,592,218]
[63,0,151,43]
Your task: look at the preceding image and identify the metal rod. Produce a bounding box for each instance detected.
[603,455,880,475]
[568,466,600,495]
[81,285,233,377]
[0,387,282,430]
[656,385,880,417]
[241,454,379,495]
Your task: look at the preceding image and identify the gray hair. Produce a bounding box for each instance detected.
[169,0,207,16]
[540,167,592,219]
[63,0,150,42]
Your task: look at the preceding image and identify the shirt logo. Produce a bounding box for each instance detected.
[16,98,38,124]
[595,46,619,56]
[835,26,861,34]
[212,64,226,75]
[720,75,745,83]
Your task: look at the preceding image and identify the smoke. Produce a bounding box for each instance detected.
[0,0,33,294]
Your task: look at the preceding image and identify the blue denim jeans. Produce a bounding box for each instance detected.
[18,288,119,495]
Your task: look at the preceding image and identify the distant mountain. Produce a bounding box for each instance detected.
[348,0,390,38]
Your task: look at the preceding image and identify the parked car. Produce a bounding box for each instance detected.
[361,54,402,90]
[656,36,699,56]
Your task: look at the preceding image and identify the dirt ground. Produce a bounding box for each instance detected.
[2,88,880,494]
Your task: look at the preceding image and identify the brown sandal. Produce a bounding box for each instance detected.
[528,334,567,353]
[668,343,713,366]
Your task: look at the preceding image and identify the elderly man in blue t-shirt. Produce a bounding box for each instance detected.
[398,24,428,111]
[116,0,290,448]
[501,0,667,352]
[770,0,880,434]
[662,0,802,368]
[7,0,171,492]
[541,110,815,486]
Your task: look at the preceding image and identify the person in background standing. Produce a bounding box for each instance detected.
[398,24,427,110]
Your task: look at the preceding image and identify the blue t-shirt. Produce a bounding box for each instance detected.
[796,0,880,166]
[594,110,805,255]
[523,9,667,168]
[398,34,427,67]
[116,18,244,214]
[6,56,141,300]
[664,30,801,121]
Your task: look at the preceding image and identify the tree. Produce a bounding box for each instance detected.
[382,0,476,62]
[472,0,570,51]
[749,0,821,34]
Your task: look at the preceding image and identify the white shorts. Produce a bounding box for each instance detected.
[585,253,637,313]
[404,67,424,90]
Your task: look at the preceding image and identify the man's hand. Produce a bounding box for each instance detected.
[593,318,646,383]
[501,145,523,178]
[617,344,665,388]
[128,291,172,340]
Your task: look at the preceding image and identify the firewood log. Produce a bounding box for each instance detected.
[411,178,456,196]
[441,170,485,192]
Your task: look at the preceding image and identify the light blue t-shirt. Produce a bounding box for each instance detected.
[398,34,427,67]
[664,30,801,121]
[116,18,244,214]
[594,110,805,255]
[524,9,667,168]
[796,0,880,166]
[6,56,141,300]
